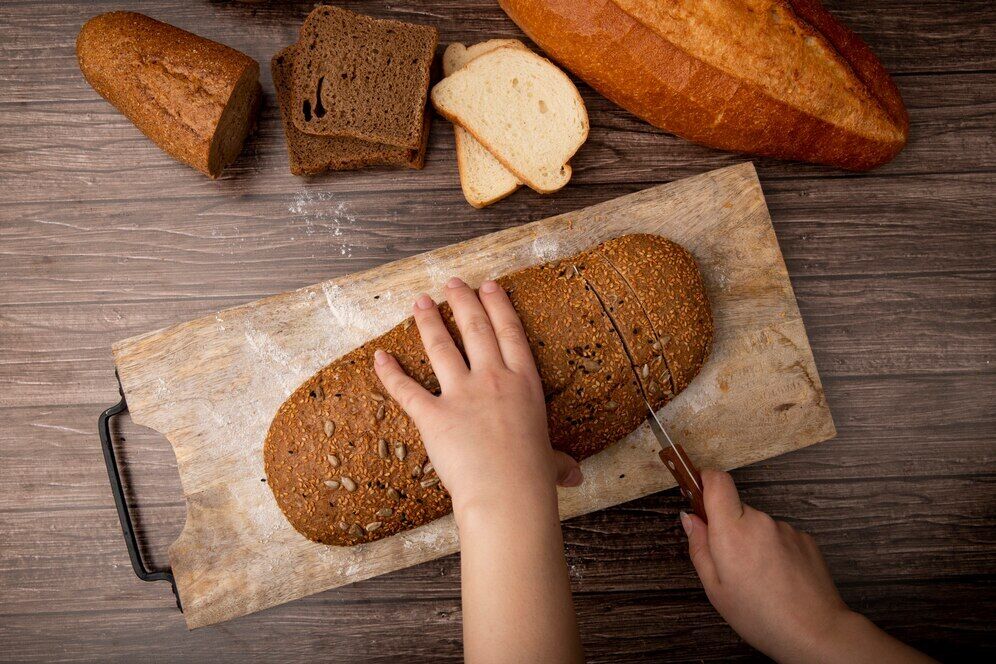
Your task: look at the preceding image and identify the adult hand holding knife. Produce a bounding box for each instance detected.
[578,261,935,660]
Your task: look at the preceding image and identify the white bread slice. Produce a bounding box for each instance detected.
[431,46,587,194]
[444,40,526,208]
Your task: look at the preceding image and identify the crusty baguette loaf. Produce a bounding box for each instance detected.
[444,40,527,208]
[76,12,261,178]
[498,0,908,171]
[431,46,588,193]
[264,234,713,546]
[272,46,428,175]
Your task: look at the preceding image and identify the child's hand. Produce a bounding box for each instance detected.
[683,470,935,663]
[373,277,583,517]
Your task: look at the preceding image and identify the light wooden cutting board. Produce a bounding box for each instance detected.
[112,162,835,628]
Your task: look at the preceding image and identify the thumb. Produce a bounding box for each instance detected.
[552,450,583,487]
[373,349,434,418]
[681,511,719,591]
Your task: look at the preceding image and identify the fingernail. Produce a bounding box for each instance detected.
[480,280,500,294]
[563,466,583,487]
[414,294,434,310]
[679,511,693,536]
[374,349,390,366]
[445,277,465,289]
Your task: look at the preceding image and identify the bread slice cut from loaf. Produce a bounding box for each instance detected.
[444,40,526,208]
[432,46,587,194]
[290,5,437,150]
[272,45,427,175]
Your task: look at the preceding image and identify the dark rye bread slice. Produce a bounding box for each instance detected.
[272,46,428,174]
[290,5,437,149]
[263,234,713,546]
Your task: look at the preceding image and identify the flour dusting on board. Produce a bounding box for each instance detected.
[401,525,446,551]
[321,282,376,333]
[247,494,294,544]
[420,254,450,288]
[244,328,292,367]
[243,324,298,397]
[531,234,562,261]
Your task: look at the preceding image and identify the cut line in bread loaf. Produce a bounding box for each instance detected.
[431,46,588,194]
[444,40,526,208]
[263,234,712,546]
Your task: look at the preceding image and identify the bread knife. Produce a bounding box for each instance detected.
[573,265,707,522]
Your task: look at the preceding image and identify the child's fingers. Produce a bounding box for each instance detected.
[444,277,504,369]
[702,469,745,528]
[413,293,467,386]
[477,280,538,375]
[374,349,435,418]
[552,450,583,487]
[682,512,720,590]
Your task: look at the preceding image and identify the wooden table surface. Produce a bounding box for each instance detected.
[1,1,993,661]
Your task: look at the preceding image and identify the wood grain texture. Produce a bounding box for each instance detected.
[107,164,834,627]
[1,0,994,659]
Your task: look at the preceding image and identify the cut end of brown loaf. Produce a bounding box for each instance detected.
[76,11,261,178]
[263,234,714,546]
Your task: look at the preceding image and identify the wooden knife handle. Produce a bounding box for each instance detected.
[658,444,707,524]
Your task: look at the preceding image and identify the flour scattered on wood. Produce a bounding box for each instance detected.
[247,496,292,543]
[321,282,377,334]
[245,328,292,368]
[567,556,585,585]
[400,524,455,552]
[531,234,562,261]
[243,325,296,396]
[288,190,356,256]
[420,255,450,289]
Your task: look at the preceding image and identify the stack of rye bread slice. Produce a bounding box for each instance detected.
[433,40,589,208]
[274,5,437,176]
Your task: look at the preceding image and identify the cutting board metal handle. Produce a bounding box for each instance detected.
[98,374,182,611]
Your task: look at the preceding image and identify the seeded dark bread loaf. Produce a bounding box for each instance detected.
[272,46,429,175]
[264,234,713,545]
[290,5,437,150]
[76,11,261,178]
[498,0,907,170]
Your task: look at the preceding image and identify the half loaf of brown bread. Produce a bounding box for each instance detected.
[264,234,713,545]
[498,0,908,170]
[77,11,261,178]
